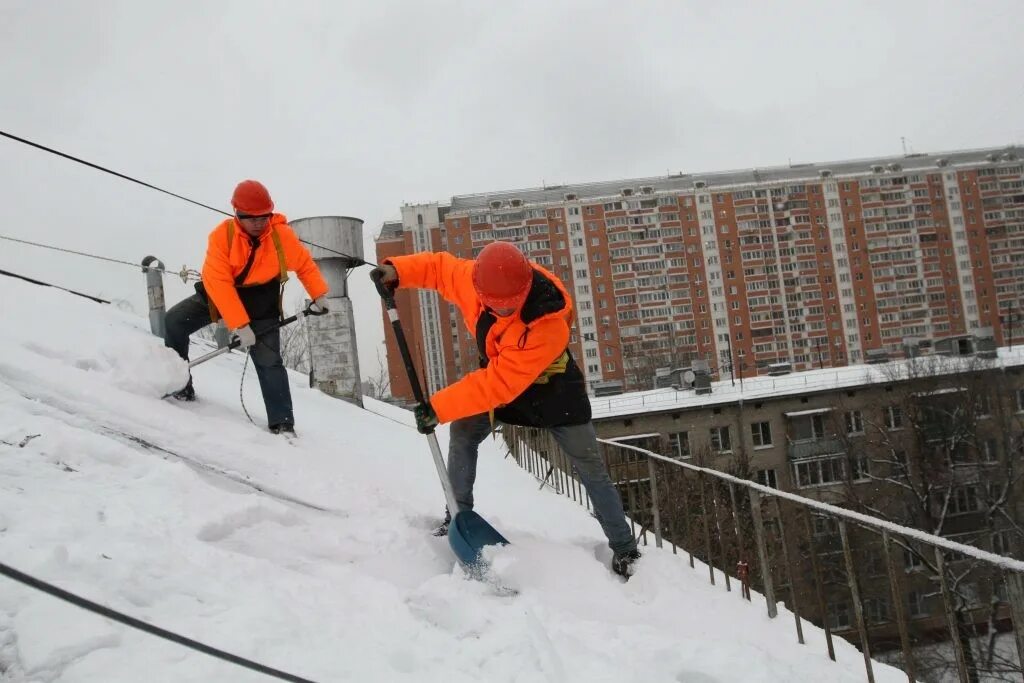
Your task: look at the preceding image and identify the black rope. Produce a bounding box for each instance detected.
[1,130,228,216]
[0,267,110,304]
[0,130,376,267]
[0,561,320,683]
[0,233,201,282]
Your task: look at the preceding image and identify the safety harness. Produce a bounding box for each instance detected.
[206,221,289,324]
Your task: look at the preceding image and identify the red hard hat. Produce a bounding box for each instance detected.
[472,241,533,311]
[231,180,274,215]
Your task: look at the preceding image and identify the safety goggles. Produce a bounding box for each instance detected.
[236,212,273,221]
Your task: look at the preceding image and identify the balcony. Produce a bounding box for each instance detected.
[788,436,846,461]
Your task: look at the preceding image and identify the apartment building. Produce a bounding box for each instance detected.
[375,146,1024,400]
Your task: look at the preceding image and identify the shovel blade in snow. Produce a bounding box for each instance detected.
[448,511,509,570]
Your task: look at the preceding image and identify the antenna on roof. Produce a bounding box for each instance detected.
[901,136,908,155]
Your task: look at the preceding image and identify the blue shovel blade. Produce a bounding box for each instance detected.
[448,511,510,570]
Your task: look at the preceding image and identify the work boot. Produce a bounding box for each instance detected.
[171,378,196,402]
[269,424,296,436]
[611,548,642,579]
[432,509,452,537]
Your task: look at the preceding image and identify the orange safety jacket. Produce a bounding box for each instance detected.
[386,251,591,427]
[201,214,328,331]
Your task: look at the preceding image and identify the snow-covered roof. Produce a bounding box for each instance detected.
[591,347,1024,421]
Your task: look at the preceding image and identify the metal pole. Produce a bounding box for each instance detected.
[774,498,804,644]
[647,457,664,549]
[803,511,836,661]
[141,256,166,338]
[881,531,916,682]
[840,520,875,683]
[748,489,778,618]
[1004,571,1024,679]
[698,471,715,585]
[729,482,750,600]
[709,478,730,591]
[681,469,695,568]
[935,548,971,683]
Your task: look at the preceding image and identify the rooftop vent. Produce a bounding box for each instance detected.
[887,163,902,172]
[640,185,655,194]
[871,164,884,174]
[489,200,502,210]
[564,192,578,201]
[694,180,707,190]
[621,188,634,197]
[936,158,949,167]
[987,153,999,162]
[510,198,523,207]
[1002,152,1018,161]
[819,169,833,178]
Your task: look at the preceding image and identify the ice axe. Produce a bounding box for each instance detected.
[162,302,327,398]
[371,270,509,572]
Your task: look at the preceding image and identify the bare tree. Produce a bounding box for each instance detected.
[824,355,1024,681]
[364,349,392,400]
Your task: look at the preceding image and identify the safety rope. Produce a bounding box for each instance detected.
[0,130,377,267]
[0,233,201,282]
[240,350,257,427]
[0,560,320,683]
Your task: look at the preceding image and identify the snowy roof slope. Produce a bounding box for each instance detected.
[0,276,906,682]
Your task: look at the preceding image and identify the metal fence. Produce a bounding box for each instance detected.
[501,424,1024,683]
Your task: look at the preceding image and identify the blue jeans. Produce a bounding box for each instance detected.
[164,293,294,428]
[447,414,637,556]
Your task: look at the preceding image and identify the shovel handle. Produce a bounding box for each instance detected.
[371,270,430,411]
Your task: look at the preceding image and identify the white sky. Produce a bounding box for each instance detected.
[2,0,1023,382]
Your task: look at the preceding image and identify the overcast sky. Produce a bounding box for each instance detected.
[2,0,1022,386]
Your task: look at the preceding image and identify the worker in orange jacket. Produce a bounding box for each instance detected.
[373,241,641,577]
[164,180,329,435]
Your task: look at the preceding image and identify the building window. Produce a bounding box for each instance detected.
[863,596,890,625]
[981,439,999,463]
[791,413,827,441]
[756,469,778,488]
[1016,388,1024,412]
[827,602,851,630]
[710,426,732,453]
[907,591,928,618]
[948,486,980,516]
[993,530,1012,555]
[668,431,691,459]
[884,405,903,430]
[750,421,773,448]
[794,455,867,488]
[904,547,924,571]
[844,410,864,435]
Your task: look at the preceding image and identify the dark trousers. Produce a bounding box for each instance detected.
[164,293,294,428]
[448,414,637,556]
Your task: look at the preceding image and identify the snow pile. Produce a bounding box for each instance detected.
[0,276,906,682]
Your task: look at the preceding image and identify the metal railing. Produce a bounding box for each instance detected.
[501,424,1024,683]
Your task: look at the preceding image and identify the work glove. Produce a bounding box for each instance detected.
[414,402,439,435]
[370,264,399,290]
[312,295,329,314]
[231,324,256,350]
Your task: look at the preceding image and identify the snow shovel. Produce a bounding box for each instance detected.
[371,270,509,571]
[162,302,326,397]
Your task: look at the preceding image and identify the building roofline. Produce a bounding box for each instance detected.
[590,347,1024,422]
[443,144,1023,215]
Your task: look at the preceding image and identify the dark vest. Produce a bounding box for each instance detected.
[475,269,591,427]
